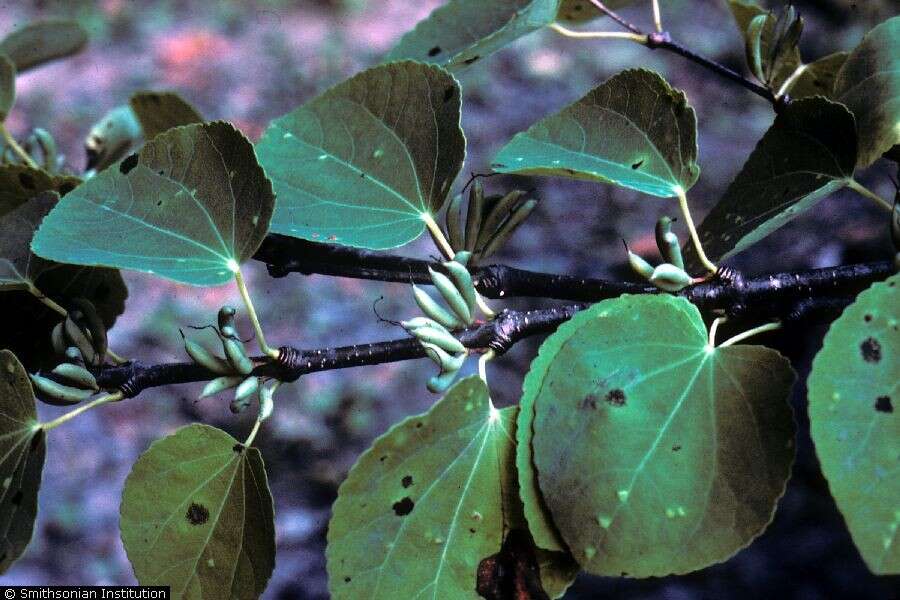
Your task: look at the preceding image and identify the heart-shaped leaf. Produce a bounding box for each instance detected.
[525,295,796,577]
[0,349,46,574]
[834,16,900,167]
[0,53,14,121]
[327,376,576,599]
[1,192,63,291]
[257,61,465,250]
[0,19,88,73]
[31,121,274,286]
[120,423,276,598]
[808,274,899,574]
[386,0,559,70]
[688,97,856,266]
[129,91,204,141]
[492,69,700,198]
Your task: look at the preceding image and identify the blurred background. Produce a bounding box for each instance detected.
[1,0,898,598]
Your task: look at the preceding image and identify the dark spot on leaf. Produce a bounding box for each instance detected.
[605,389,626,406]
[875,396,893,413]
[631,159,644,170]
[232,443,244,453]
[581,394,598,410]
[860,337,881,363]
[401,475,413,488]
[18,172,35,189]
[58,182,75,195]
[344,577,351,583]
[470,528,476,533]
[463,55,480,65]
[492,163,507,169]
[428,46,442,57]
[443,86,454,102]
[415,422,423,428]
[186,502,209,525]
[379,455,387,462]
[359,172,365,179]
[813,79,824,88]
[156,201,163,207]
[158,170,165,176]
[864,314,872,322]
[149,94,161,104]
[392,497,414,516]
[672,444,682,452]
[119,153,139,175]
[11,490,22,506]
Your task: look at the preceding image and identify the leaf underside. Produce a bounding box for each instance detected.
[807,274,899,574]
[0,53,14,121]
[525,295,796,577]
[130,91,204,141]
[120,424,276,599]
[257,61,465,250]
[492,69,700,198]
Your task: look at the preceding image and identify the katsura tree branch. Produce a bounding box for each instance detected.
[253,234,893,313]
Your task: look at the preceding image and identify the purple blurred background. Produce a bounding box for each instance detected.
[2,0,898,598]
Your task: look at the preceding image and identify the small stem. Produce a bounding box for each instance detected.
[775,63,806,98]
[848,179,893,212]
[675,187,717,273]
[719,322,782,347]
[549,23,647,43]
[234,268,279,359]
[244,418,263,446]
[651,0,663,33]
[27,283,68,317]
[0,123,39,169]
[708,317,726,347]
[41,391,124,432]
[588,0,643,34]
[478,349,495,384]
[422,213,455,260]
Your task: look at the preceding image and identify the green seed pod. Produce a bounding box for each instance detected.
[476,190,526,251]
[427,369,458,394]
[230,377,259,414]
[445,193,464,252]
[258,381,277,422]
[655,216,685,270]
[69,298,108,362]
[479,199,537,260]
[414,326,467,354]
[627,248,655,279]
[429,267,472,324]
[649,263,693,292]
[64,346,85,366]
[200,375,244,399]
[29,373,94,406]
[31,127,58,171]
[443,260,477,317]
[412,284,462,330]
[453,251,472,266]
[400,317,446,332]
[421,342,466,373]
[218,305,237,330]
[185,339,232,375]
[63,314,97,366]
[220,327,253,376]
[464,180,485,252]
[50,362,99,391]
[51,321,67,355]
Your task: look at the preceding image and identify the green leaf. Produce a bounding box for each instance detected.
[726,0,801,90]
[525,295,796,576]
[688,97,856,266]
[31,121,274,286]
[807,274,899,574]
[0,349,46,574]
[327,376,576,598]
[492,69,700,198]
[557,0,636,23]
[0,53,14,122]
[0,19,88,73]
[1,192,63,291]
[834,16,900,168]
[257,61,465,249]
[386,0,559,70]
[120,423,275,598]
[129,91,204,141]
[785,52,848,99]
[0,165,80,210]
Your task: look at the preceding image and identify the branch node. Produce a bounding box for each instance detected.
[646,31,671,48]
